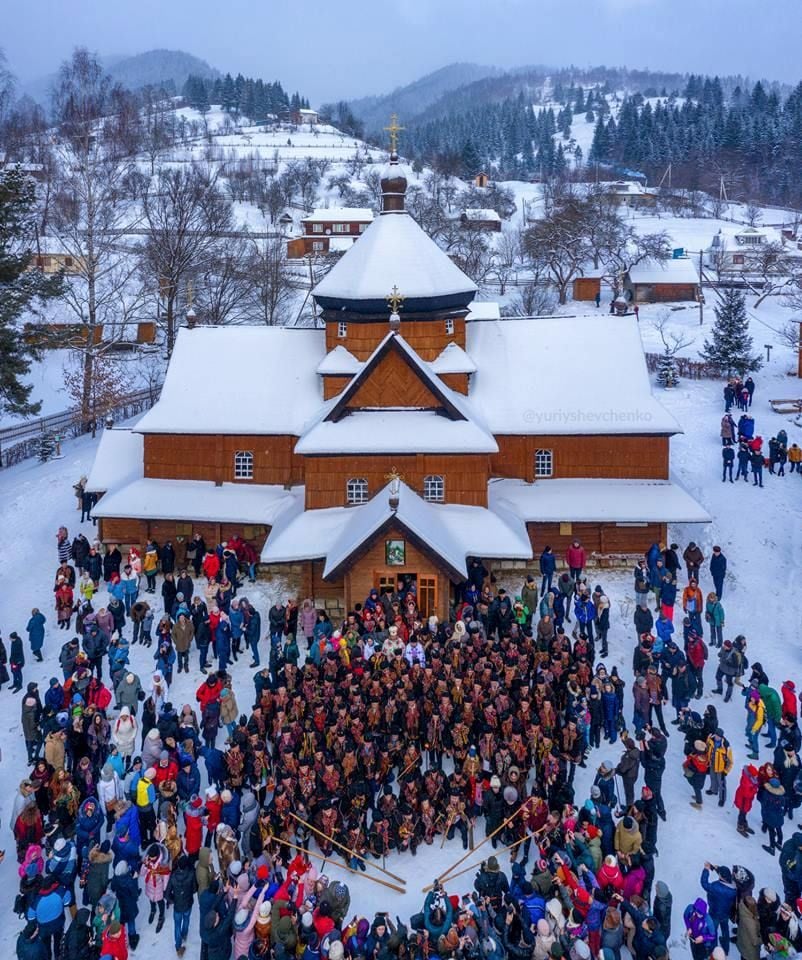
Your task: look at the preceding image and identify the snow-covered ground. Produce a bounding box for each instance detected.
[0,308,801,953]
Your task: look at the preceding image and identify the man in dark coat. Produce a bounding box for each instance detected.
[102,545,122,583]
[166,854,198,955]
[109,864,140,949]
[640,729,667,821]
[722,446,734,483]
[710,546,727,599]
[200,890,235,960]
[17,921,48,960]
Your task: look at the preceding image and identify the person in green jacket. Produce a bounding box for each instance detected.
[759,683,782,748]
[521,576,539,627]
[704,593,725,648]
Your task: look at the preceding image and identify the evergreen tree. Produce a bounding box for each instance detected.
[701,287,762,376]
[0,167,63,416]
[656,349,679,388]
[460,139,482,178]
[574,87,585,114]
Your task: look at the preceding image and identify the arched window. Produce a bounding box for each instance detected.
[534,449,553,478]
[346,477,369,504]
[423,474,445,502]
[233,450,254,480]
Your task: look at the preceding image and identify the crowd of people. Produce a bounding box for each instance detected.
[6,411,802,960]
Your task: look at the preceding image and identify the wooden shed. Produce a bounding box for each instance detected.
[573,276,602,301]
[625,258,700,303]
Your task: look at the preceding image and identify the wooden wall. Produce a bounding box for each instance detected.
[526,521,666,557]
[344,349,442,410]
[573,277,601,301]
[144,434,304,485]
[632,283,698,303]
[325,317,466,360]
[304,454,490,509]
[323,376,352,400]
[98,517,268,559]
[344,526,452,620]
[491,435,670,480]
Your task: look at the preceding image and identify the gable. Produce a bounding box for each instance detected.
[326,333,467,422]
[344,348,445,411]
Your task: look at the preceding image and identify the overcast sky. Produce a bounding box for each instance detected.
[3,0,799,104]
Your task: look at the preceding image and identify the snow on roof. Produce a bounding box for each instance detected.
[466,316,681,435]
[302,208,374,223]
[312,211,477,303]
[85,429,144,494]
[295,409,499,454]
[429,342,478,375]
[467,300,501,321]
[628,258,699,285]
[93,478,301,525]
[462,208,502,221]
[316,345,363,375]
[135,326,325,435]
[261,502,350,563]
[489,478,711,523]
[321,481,531,578]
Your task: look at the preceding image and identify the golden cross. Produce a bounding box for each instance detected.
[386,285,404,313]
[384,113,404,153]
[384,467,404,483]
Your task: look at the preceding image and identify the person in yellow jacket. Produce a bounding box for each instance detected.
[788,442,802,473]
[706,728,734,805]
[143,546,159,594]
[746,689,765,760]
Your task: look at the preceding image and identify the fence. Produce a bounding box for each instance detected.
[0,387,159,468]
[644,352,720,380]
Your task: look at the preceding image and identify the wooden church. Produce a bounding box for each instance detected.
[90,148,708,620]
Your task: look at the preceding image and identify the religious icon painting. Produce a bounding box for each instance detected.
[385,539,405,566]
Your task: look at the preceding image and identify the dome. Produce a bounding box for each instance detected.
[380,153,408,213]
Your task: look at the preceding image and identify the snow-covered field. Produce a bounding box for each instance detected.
[0,308,801,954]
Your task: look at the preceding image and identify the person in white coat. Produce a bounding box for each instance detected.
[112,706,138,769]
[97,762,125,833]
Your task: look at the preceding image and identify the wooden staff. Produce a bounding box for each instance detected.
[436,800,527,884]
[271,835,406,894]
[440,812,455,849]
[422,830,533,893]
[398,751,420,780]
[289,811,406,886]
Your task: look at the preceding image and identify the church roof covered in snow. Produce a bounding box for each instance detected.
[85,429,144,494]
[135,326,326,435]
[466,315,681,436]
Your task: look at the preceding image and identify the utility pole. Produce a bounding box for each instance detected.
[699,250,704,326]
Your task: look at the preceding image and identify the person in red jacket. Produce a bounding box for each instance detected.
[196,674,222,711]
[204,786,223,846]
[781,680,798,720]
[183,795,205,860]
[565,540,586,581]
[734,763,759,836]
[101,919,128,960]
[153,750,179,787]
[202,551,220,580]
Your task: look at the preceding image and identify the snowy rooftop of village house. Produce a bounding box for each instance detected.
[312,210,478,304]
[627,257,700,285]
[92,478,301,525]
[466,300,501,321]
[259,480,531,574]
[294,408,498,455]
[428,342,477,375]
[465,315,682,436]
[461,208,502,221]
[134,326,326,435]
[489,477,712,524]
[85,429,144,494]
[302,208,373,223]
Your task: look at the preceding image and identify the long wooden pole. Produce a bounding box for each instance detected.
[422,831,533,893]
[436,801,526,884]
[398,752,420,780]
[271,835,406,895]
[289,811,406,886]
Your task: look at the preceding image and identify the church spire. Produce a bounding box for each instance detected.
[380,115,407,214]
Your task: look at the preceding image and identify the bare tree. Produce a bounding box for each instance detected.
[744,201,763,228]
[194,236,254,326]
[0,48,15,125]
[247,235,295,325]
[51,141,144,426]
[522,196,590,304]
[490,229,523,294]
[141,165,233,356]
[751,242,799,307]
[507,282,556,317]
[651,310,695,356]
[63,350,125,437]
[599,230,672,298]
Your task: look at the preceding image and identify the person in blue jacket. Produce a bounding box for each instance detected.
[601,683,619,744]
[710,546,727,599]
[574,594,596,641]
[423,884,453,940]
[539,547,556,595]
[229,599,245,660]
[245,604,262,668]
[700,863,737,953]
[75,798,104,861]
[26,876,72,959]
[654,612,674,654]
[177,756,201,803]
[216,614,232,671]
[646,542,662,574]
[26,609,46,663]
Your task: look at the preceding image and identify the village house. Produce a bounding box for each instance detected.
[287,207,374,258]
[459,208,502,232]
[704,226,802,276]
[625,257,700,303]
[90,153,708,620]
[291,107,319,125]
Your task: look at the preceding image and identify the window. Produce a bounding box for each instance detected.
[332,223,348,233]
[423,474,445,502]
[418,575,438,618]
[346,477,369,504]
[445,317,454,335]
[234,450,254,480]
[312,223,324,233]
[64,256,73,267]
[358,223,367,233]
[312,240,325,252]
[732,254,745,265]
[534,448,553,478]
[337,320,348,338]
